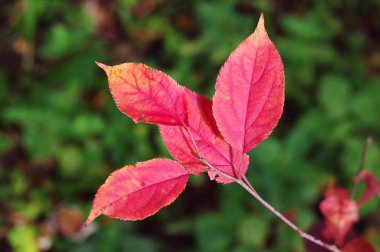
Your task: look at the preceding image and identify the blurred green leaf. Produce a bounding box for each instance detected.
[196,213,233,252]
[318,74,351,119]
[237,215,269,247]
[351,80,380,129]
[58,146,84,177]
[8,226,39,252]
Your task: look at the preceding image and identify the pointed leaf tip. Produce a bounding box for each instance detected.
[255,13,267,36]
[95,62,110,73]
[259,13,265,25]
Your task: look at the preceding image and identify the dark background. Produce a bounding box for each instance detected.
[0,0,379,251]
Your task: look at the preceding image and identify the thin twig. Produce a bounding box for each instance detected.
[206,161,341,252]
[183,126,341,252]
[351,136,373,198]
[240,177,341,252]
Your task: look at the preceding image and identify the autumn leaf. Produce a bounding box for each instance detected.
[85,158,189,224]
[212,14,285,153]
[342,237,376,252]
[319,186,359,246]
[304,221,334,252]
[97,62,187,125]
[354,170,380,205]
[160,90,249,183]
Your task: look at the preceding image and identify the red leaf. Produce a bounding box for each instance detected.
[325,185,350,199]
[342,237,376,252]
[304,221,334,252]
[212,14,285,153]
[97,62,187,125]
[160,90,249,183]
[319,186,359,246]
[85,158,189,224]
[354,170,380,205]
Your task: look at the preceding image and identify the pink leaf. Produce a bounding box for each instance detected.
[342,237,376,252]
[85,158,189,224]
[354,170,380,205]
[160,90,249,183]
[325,185,350,199]
[212,14,285,153]
[319,186,359,246]
[97,62,187,125]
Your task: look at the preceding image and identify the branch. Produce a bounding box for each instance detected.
[239,177,341,252]
[183,125,341,252]
[207,162,341,252]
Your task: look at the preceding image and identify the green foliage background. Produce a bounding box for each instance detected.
[1,0,379,251]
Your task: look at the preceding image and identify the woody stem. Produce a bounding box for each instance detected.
[183,125,341,252]
[237,176,341,252]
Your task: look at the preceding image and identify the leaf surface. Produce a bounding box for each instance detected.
[97,62,187,125]
[160,90,249,183]
[85,158,189,224]
[212,14,285,153]
[354,170,380,205]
